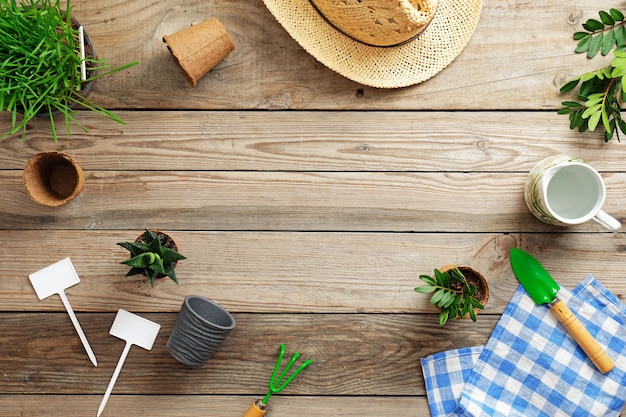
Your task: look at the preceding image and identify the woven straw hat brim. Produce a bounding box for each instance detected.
[262,0,483,88]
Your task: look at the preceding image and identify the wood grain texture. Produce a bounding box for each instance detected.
[0,395,430,417]
[1,231,624,313]
[62,0,609,110]
[2,0,626,415]
[1,169,624,232]
[0,111,623,171]
[0,312,494,396]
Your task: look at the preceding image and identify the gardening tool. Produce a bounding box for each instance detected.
[97,309,161,417]
[28,258,97,367]
[509,248,614,374]
[242,344,312,417]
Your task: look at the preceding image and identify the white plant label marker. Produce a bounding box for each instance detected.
[78,25,87,81]
[28,257,97,367]
[97,309,161,417]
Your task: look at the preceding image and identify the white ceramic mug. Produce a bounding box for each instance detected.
[524,155,621,231]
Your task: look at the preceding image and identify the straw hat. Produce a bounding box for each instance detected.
[262,0,483,88]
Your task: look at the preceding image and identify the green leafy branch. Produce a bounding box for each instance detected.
[558,8,626,142]
[414,268,484,326]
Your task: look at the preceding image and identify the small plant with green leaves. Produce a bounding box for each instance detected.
[414,267,486,326]
[117,230,186,286]
[559,8,626,142]
[0,0,138,141]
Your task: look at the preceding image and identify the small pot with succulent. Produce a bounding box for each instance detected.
[0,0,138,141]
[117,230,186,286]
[414,265,489,326]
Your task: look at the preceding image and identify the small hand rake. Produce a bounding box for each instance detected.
[242,344,312,417]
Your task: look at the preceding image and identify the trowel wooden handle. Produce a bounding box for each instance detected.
[242,401,266,417]
[550,298,614,374]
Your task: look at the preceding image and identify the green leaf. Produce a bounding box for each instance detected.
[440,292,456,308]
[561,101,584,108]
[469,308,477,322]
[588,109,603,131]
[582,103,602,119]
[585,96,604,106]
[587,33,604,58]
[583,19,605,32]
[438,310,449,326]
[575,35,592,53]
[600,10,616,26]
[610,8,625,22]
[573,31,588,40]
[602,105,611,131]
[560,79,580,93]
[414,285,436,294]
[616,25,626,46]
[434,269,445,285]
[440,271,451,288]
[431,289,444,305]
[611,65,626,78]
[602,29,616,55]
[419,275,437,286]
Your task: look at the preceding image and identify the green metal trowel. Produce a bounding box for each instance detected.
[509,248,614,374]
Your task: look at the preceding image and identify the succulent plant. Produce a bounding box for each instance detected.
[414,266,486,326]
[117,230,186,286]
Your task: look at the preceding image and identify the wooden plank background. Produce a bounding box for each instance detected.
[1,0,625,416]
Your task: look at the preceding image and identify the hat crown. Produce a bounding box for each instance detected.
[309,0,438,47]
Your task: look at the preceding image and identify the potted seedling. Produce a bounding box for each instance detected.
[117,230,186,286]
[414,265,489,326]
[0,0,138,141]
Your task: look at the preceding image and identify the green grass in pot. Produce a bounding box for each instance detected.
[0,0,138,141]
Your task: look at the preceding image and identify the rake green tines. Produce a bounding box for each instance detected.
[261,344,312,406]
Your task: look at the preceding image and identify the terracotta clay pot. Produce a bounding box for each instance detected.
[439,265,489,318]
[23,151,85,206]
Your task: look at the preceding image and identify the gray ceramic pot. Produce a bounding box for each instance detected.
[166,295,236,368]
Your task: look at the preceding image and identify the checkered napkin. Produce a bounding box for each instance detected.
[421,275,626,417]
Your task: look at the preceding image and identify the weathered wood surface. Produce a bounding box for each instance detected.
[2,0,626,416]
[0,111,623,171]
[0,396,429,417]
[0,313,494,395]
[0,230,625,313]
[68,0,609,110]
[1,167,626,232]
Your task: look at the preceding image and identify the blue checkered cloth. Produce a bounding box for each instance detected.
[421,275,626,417]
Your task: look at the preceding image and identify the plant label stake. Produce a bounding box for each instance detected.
[242,344,312,417]
[97,309,161,417]
[29,258,97,367]
[78,25,87,81]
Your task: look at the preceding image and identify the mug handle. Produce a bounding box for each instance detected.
[592,210,622,232]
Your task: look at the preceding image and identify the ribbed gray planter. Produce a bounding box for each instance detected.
[166,295,236,368]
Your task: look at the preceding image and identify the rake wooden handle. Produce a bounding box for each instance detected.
[242,401,266,417]
[549,298,614,374]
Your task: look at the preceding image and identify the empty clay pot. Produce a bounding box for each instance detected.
[23,151,85,206]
